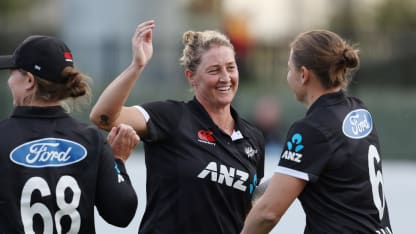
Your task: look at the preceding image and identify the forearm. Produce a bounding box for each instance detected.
[96,159,138,227]
[252,178,270,203]
[90,64,144,129]
[241,204,280,234]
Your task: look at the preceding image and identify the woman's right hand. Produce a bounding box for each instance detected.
[131,20,155,69]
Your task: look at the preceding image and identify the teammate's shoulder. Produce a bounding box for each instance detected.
[347,94,368,107]
[142,99,186,109]
[287,118,321,135]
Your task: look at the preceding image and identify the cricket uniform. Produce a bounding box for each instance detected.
[277,91,392,233]
[0,106,137,233]
[136,97,264,234]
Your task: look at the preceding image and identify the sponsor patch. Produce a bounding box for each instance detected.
[197,129,216,146]
[281,133,304,163]
[342,109,373,139]
[10,138,87,168]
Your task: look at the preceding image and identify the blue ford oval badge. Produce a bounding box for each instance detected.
[10,138,87,168]
[342,109,373,139]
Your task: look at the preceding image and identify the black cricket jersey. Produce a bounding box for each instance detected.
[0,106,137,233]
[276,91,392,233]
[135,97,264,234]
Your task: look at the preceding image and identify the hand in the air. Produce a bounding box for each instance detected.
[131,19,155,68]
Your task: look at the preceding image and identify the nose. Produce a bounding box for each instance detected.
[219,68,231,82]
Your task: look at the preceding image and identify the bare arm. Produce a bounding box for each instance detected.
[90,20,155,137]
[241,173,307,234]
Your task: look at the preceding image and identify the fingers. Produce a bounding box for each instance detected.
[109,124,140,162]
[107,126,118,144]
[116,124,140,145]
[131,20,155,68]
[133,20,155,43]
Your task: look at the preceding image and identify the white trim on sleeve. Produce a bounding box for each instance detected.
[275,166,310,181]
[134,105,150,122]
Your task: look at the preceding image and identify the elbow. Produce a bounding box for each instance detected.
[118,194,139,227]
[89,112,99,126]
[254,204,282,228]
[261,210,281,226]
[114,203,138,227]
[100,192,139,227]
[89,111,112,131]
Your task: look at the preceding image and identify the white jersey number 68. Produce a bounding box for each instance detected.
[20,175,81,233]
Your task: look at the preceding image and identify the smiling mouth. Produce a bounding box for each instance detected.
[217,86,231,91]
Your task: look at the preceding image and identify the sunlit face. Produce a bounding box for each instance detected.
[287,50,305,103]
[8,69,30,106]
[191,45,238,109]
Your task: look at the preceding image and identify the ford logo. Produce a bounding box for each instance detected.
[342,109,373,139]
[10,138,87,168]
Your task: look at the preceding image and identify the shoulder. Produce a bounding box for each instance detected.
[141,99,186,108]
[286,118,328,146]
[140,99,187,115]
[69,119,106,142]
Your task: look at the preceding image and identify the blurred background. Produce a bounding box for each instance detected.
[1,0,415,159]
[1,0,415,233]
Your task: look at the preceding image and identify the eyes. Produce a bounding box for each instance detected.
[207,64,237,74]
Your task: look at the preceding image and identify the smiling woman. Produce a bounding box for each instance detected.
[89,19,265,234]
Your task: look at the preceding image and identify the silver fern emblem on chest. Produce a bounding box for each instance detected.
[245,146,257,158]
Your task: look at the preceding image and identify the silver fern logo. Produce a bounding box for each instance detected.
[245,146,257,158]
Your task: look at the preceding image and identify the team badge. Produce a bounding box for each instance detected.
[197,129,216,146]
[244,146,257,158]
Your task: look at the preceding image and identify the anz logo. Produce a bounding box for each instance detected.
[197,162,249,192]
[342,109,373,139]
[10,138,87,168]
[281,133,304,163]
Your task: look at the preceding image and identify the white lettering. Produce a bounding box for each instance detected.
[375,227,392,234]
[197,162,249,191]
[26,143,72,164]
[197,162,218,181]
[349,113,370,135]
[218,165,235,186]
[281,150,303,163]
[233,170,248,191]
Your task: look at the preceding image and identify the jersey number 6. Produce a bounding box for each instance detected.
[20,175,81,233]
[368,145,386,221]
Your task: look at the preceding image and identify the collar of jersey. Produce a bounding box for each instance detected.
[189,97,246,138]
[307,91,346,115]
[11,106,69,119]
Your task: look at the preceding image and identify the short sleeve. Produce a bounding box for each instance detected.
[276,121,330,182]
[139,100,183,142]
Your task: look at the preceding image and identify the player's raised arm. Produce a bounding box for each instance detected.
[90,20,155,137]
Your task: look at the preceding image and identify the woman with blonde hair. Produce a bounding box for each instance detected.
[90,20,265,234]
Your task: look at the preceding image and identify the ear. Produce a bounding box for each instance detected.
[300,66,310,85]
[185,69,195,86]
[25,72,36,91]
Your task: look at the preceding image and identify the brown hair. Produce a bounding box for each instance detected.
[290,30,360,89]
[33,66,92,112]
[179,30,235,72]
